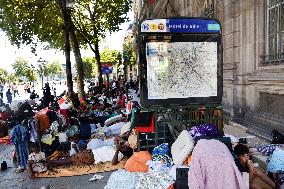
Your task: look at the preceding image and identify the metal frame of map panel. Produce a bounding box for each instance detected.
[138,17,223,108]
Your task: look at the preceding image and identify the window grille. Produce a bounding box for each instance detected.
[264,0,284,65]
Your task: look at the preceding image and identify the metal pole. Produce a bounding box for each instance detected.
[61,0,73,96]
[41,69,44,89]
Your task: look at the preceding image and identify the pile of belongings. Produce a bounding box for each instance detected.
[104,123,249,189]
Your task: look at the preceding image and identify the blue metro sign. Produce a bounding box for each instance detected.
[140,18,221,34]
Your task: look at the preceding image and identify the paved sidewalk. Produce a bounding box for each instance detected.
[224,122,270,170]
[0,122,271,189]
[224,122,268,147]
[0,144,113,189]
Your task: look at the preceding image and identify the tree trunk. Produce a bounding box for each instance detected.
[61,1,73,97]
[124,61,127,80]
[94,40,103,89]
[69,22,85,100]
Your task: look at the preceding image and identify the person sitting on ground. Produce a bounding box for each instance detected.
[112,131,134,165]
[30,90,37,100]
[102,98,112,111]
[46,145,94,168]
[27,143,47,179]
[234,144,276,189]
[16,101,34,123]
[69,135,80,156]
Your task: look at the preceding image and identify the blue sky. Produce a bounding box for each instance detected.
[0,11,134,72]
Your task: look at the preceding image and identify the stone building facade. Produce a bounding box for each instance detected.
[133,0,284,138]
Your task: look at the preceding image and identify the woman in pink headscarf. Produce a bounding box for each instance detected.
[188,139,247,189]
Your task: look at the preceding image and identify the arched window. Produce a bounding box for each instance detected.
[203,0,214,18]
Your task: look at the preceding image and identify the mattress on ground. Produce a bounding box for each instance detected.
[104,114,123,127]
[35,159,126,178]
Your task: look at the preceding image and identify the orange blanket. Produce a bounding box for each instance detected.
[35,160,126,178]
[0,135,11,144]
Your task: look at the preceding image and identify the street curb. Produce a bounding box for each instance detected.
[247,130,272,142]
[227,121,249,132]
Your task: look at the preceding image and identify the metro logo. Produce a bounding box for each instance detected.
[150,23,158,31]
[142,23,150,31]
[158,23,164,30]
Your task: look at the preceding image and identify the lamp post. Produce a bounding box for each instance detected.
[61,0,74,96]
[37,57,47,89]
[31,64,35,88]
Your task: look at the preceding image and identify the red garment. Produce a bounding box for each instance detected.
[37,114,50,134]
[149,0,155,4]
[135,113,155,133]
[0,112,8,121]
[60,109,69,125]
[117,99,126,108]
[58,98,65,105]
[127,101,133,113]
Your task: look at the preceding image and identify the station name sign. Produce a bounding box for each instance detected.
[140,18,221,33]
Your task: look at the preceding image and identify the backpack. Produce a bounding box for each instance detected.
[271,130,284,144]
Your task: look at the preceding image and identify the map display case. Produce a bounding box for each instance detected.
[138,18,223,108]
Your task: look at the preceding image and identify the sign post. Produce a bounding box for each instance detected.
[138,18,223,108]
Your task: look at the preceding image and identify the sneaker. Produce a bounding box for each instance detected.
[16,166,25,173]
[89,174,104,181]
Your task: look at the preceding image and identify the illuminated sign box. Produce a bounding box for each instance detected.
[139,18,223,108]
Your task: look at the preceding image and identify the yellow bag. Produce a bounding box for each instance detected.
[128,129,138,150]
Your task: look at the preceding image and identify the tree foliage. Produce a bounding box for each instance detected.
[100,48,121,64]
[0,67,8,84]
[12,58,30,78]
[26,68,38,82]
[41,61,64,81]
[0,0,130,56]
[47,61,64,79]
[0,0,64,52]
[72,0,131,87]
[82,57,97,80]
[82,48,121,79]
[123,38,137,66]
[0,0,131,89]
[7,73,19,84]
[12,57,38,82]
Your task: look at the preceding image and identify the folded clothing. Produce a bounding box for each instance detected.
[92,146,123,164]
[267,148,284,173]
[105,169,141,189]
[256,144,283,156]
[125,151,151,173]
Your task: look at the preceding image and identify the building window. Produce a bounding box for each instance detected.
[264,0,284,64]
[203,0,214,18]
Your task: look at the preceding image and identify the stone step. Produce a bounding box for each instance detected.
[244,112,284,135]
[244,122,272,141]
[245,113,283,129]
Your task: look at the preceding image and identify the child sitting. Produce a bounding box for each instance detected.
[234,144,275,189]
[27,143,47,179]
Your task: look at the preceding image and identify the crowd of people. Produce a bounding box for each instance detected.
[0,77,283,189]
